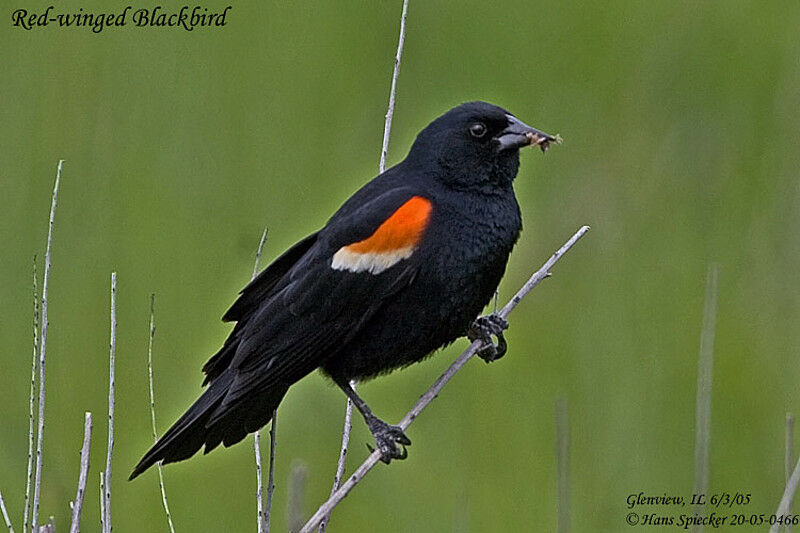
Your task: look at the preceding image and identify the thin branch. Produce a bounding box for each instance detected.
[99,473,104,533]
[68,412,93,533]
[147,295,176,533]
[691,266,718,533]
[103,273,117,533]
[32,160,63,531]
[250,229,271,533]
[254,433,265,532]
[299,225,590,532]
[787,413,795,533]
[770,456,800,533]
[263,413,277,533]
[38,518,54,533]
[253,228,268,279]
[0,488,14,533]
[555,397,570,533]
[24,256,40,533]
[319,381,356,533]
[379,0,409,174]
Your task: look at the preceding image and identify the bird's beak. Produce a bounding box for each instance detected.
[496,114,557,153]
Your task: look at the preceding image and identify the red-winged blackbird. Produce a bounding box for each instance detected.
[130,101,555,479]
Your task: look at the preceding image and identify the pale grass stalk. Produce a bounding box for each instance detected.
[24,257,39,533]
[691,266,718,533]
[37,518,53,533]
[98,473,104,532]
[379,0,410,173]
[771,457,800,533]
[32,160,63,531]
[318,382,355,533]
[0,488,14,533]
[787,414,795,533]
[263,414,277,533]
[102,273,117,533]
[68,412,92,533]
[147,295,176,533]
[249,229,271,533]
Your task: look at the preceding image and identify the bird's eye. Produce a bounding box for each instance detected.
[469,122,487,138]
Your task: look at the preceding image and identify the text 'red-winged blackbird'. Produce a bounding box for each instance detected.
[130,101,556,479]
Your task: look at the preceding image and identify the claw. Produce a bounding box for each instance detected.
[366,417,411,464]
[468,313,510,363]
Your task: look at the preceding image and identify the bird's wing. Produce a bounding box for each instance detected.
[207,186,432,420]
[202,231,320,384]
[222,231,320,323]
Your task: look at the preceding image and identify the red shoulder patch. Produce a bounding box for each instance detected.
[347,196,432,253]
[331,196,432,274]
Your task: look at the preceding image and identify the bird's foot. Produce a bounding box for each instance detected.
[365,417,411,464]
[468,313,509,363]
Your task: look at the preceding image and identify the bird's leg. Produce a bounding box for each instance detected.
[468,313,509,363]
[332,376,411,464]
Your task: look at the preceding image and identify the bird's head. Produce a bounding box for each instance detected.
[406,101,556,190]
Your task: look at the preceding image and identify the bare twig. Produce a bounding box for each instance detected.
[264,414,277,533]
[252,229,268,280]
[692,266,718,533]
[787,413,795,533]
[379,0,409,174]
[25,257,40,533]
[0,487,14,533]
[555,397,570,533]
[299,225,590,532]
[103,273,117,533]
[318,381,356,533]
[250,228,271,533]
[32,160,63,531]
[99,473,104,532]
[770,456,800,533]
[254,433,265,532]
[147,295,176,533]
[38,518,54,533]
[68,412,93,533]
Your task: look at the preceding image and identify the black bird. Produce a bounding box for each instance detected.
[130,101,555,479]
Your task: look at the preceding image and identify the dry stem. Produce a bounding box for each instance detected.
[102,273,117,533]
[691,266,718,533]
[250,228,271,533]
[68,413,92,533]
[787,413,795,533]
[379,0,410,173]
[771,457,800,533]
[147,295,176,533]
[24,257,40,533]
[32,160,63,531]
[318,382,356,533]
[0,488,14,533]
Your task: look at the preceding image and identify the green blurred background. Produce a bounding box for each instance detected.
[2,1,799,531]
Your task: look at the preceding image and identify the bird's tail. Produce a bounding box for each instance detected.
[129,371,286,480]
